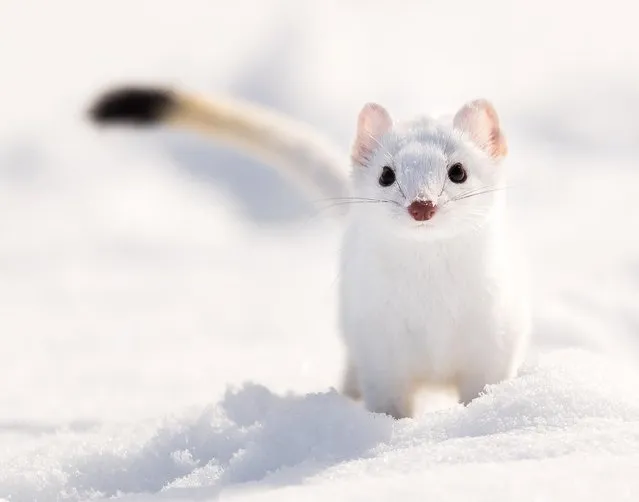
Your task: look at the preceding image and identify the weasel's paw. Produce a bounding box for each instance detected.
[360,381,414,419]
[341,362,362,401]
[457,367,517,405]
[371,403,412,420]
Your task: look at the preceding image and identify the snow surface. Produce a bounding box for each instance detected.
[1,1,639,500]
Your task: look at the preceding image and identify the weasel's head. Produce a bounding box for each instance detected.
[350,100,508,240]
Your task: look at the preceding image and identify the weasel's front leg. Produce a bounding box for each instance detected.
[357,365,415,419]
[456,361,519,405]
[340,359,361,400]
[456,374,490,406]
[457,324,529,405]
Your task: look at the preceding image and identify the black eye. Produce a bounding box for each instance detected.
[447,163,467,183]
[378,166,396,187]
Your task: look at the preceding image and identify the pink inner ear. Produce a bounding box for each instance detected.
[351,102,392,167]
[453,99,507,159]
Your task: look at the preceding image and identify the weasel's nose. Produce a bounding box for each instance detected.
[408,200,437,221]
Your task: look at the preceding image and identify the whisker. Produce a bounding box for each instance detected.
[395,180,408,200]
[451,186,492,200]
[315,196,395,203]
[366,133,392,160]
[314,199,402,212]
[448,184,510,202]
[455,182,518,201]
[438,177,448,198]
[365,133,407,201]
[451,186,509,202]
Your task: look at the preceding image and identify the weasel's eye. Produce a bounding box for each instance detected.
[378,166,396,187]
[447,163,467,183]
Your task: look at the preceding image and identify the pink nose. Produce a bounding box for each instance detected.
[408,200,437,221]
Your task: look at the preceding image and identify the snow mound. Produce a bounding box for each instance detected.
[2,350,638,501]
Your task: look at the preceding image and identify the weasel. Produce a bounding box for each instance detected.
[89,87,531,419]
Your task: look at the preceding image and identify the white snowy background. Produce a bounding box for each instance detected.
[1,1,639,500]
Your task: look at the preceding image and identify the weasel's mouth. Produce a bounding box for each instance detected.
[407,210,444,230]
[405,216,435,230]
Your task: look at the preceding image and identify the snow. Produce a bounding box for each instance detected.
[4,352,639,501]
[1,0,639,500]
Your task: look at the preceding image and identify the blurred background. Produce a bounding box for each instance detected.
[1,0,639,430]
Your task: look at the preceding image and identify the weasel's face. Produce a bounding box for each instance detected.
[350,100,507,240]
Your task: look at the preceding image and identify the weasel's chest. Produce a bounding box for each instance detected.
[349,238,488,320]
[339,227,501,372]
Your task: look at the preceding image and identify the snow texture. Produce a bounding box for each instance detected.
[2,0,639,501]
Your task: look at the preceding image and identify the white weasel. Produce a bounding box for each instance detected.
[90,87,531,418]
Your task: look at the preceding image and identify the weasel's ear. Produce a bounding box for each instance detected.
[351,102,393,167]
[453,99,507,159]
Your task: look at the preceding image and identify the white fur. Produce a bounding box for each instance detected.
[338,114,530,418]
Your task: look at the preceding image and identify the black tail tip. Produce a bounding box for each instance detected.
[89,86,175,125]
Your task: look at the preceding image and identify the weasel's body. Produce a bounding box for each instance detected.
[341,209,528,417]
[90,87,530,418]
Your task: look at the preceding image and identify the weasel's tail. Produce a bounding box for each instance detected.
[89,86,350,200]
